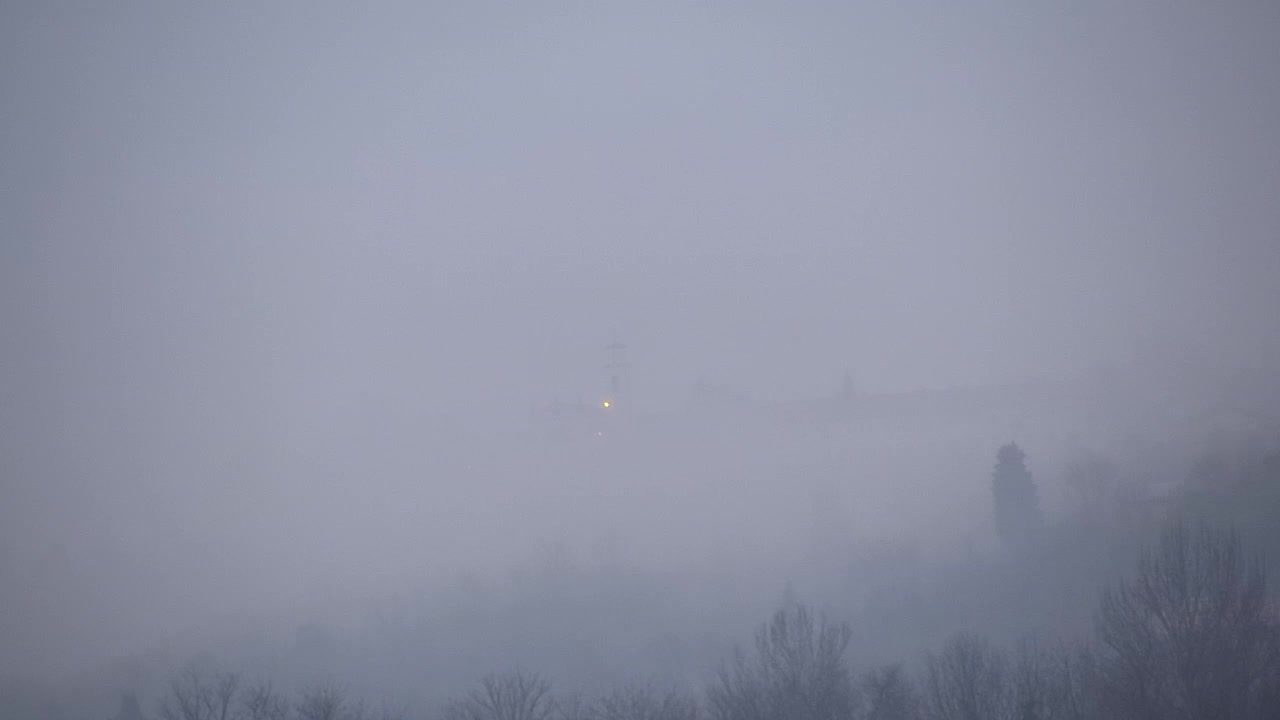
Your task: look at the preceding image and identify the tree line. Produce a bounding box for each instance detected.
[121,520,1280,720]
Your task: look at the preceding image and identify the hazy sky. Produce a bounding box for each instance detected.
[3,0,1280,676]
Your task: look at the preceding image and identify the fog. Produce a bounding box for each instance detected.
[3,2,1280,718]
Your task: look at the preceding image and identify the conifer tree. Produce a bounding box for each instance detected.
[992,442,1042,547]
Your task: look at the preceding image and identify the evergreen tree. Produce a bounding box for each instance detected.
[992,442,1042,547]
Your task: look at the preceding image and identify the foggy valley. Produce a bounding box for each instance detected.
[3,2,1280,719]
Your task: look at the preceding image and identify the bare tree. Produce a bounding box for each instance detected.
[443,672,556,720]
[1044,645,1101,720]
[592,685,699,720]
[706,648,767,720]
[707,604,856,720]
[556,693,592,720]
[158,666,210,720]
[1007,640,1104,720]
[213,675,241,720]
[920,633,1008,720]
[1009,641,1051,720]
[159,667,241,720]
[241,682,290,720]
[296,686,349,720]
[860,664,917,720]
[1095,521,1279,720]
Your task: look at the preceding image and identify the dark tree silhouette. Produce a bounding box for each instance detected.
[158,667,239,720]
[707,605,856,720]
[444,672,556,720]
[240,682,289,720]
[591,685,699,720]
[921,633,1008,720]
[991,443,1042,548]
[295,685,350,720]
[860,664,917,720]
[1095,521,1280,720]
[1009,640,1100,720]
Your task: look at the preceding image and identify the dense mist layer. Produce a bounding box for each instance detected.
[3,2,1280,719]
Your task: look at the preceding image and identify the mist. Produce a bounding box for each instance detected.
[3,2,1280,718]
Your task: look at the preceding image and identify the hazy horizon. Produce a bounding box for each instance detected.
[3,3,1280,712]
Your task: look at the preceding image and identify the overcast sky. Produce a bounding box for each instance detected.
[3,0,1280,676]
